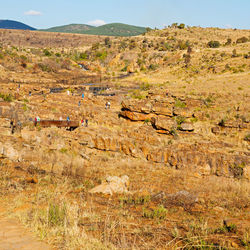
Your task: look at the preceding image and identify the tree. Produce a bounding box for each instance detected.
[178,23,185,29]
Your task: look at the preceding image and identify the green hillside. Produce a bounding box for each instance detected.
[41,23,147,37]
[84,23,146,36]
[39,24,93,34]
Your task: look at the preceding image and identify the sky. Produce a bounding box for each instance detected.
[1,0,250,29]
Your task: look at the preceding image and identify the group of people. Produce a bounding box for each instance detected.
[34,116,40,126]
[81,119,88,127]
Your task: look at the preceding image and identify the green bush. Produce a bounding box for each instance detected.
[207,40,221,48]
[79,52,88,60]
[148,64,158,70]
[225,38,232,45]
[43,49,52,56]
[236,36,248,44]
[178,23,185,29]
[142,205,167,220]
[0,93,13,102]
[174,99,186,108]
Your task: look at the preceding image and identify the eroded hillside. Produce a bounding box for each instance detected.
[0,26,249,249]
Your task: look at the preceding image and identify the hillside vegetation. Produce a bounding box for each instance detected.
[42,22,147,36]
[40,23,93,34]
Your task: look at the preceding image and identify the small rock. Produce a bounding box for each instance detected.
[211,126,220,134]
[179,122,194,131]
[89,175,129,195]
[231,242,239,248]
[25,177,38,184]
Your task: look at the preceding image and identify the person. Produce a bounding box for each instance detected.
[37,116,40,122]
[82,93,84,99]
[67,116,70,121]
[81,119,84,126]
[59,116,62,121]
[107,101,111,109]
[67,90,70,96]
[78,100,81,107]
[85,118,88,127]
[34,117,37,126]
[29,91,31,96]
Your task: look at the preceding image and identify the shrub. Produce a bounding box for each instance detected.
[43,49,52,56]
[140,82,152,91]
[178,23,185,29]
[148,64,158,70]
[20,55,27,61]
[225,38,232,45]
[176,116,186,125]
[48,202,67,227]
[244,133,250,141]
[104,37,112,48]
[229,163,245,178]
[207,41,220,48]
[79,52,88,60]
[142,205,167,220]
[55,52,61,57]
[95,50,107,61]
[236,36,248,44]
[0,93,13,102]
[174,99,186,108]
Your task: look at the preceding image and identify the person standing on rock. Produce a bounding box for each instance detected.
[82,93,84,100]
[85,118,88,127]
[78,100,81,107]
[67,116,70,122]
[81,119,84,126]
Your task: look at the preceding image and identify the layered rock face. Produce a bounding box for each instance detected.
[0,85,249,181]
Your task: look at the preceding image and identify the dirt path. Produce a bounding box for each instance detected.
[0,217,52,250]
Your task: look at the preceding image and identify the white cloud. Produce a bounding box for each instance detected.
[87,19,106,26]
[24,10,42,16]
[225,24,232,29]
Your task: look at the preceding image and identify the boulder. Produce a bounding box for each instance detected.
[152,104,173,116]
[151,116,176,132]
[179,122,194,131]
[121,100,152,114]
[173,107,194,118]
[89,175,129,195]
[120,110,152,121]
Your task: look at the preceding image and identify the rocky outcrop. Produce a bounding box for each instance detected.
[151,116,176,132]
[119,110,152,121]
[179,122,194,131]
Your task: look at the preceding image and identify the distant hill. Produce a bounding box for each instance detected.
[0,20,36,30]
[40,24,93,34]
[42,23,147,36]
[84,23,146,36]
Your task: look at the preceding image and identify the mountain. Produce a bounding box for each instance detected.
[0,20,36,30]
[42,23,147,36]
[40,24,93,34]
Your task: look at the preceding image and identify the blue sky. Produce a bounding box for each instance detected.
[1,0,250,29]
